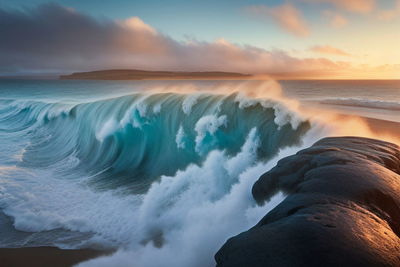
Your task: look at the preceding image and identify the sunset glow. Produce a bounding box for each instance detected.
[0,0,399,79]
[1,1,400,267]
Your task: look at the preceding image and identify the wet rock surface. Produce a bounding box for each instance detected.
[215,137,400,267]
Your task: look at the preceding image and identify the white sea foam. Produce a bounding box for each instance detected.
[0,163,141,249]
[182,93,201,115]
[1,121,321,265]
[272,102,302,130]
[120,95,150,128]
[234,92,303,130]
[175,125,186,149]
[152,103,162,114]
[0,80,339,267]
[96,119,119,142]
[194,114,228,154]
[76,126,325,267]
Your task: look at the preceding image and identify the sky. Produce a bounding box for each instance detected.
[0,0,399,79]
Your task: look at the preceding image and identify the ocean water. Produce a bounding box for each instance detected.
[0,79,398,267]
[281,80,400,122]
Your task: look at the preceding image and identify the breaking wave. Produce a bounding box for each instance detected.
[0,82,337,266]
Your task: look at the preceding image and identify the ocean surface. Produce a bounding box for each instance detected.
[0,79,398,267]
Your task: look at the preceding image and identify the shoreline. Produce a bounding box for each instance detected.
[364,116,400,135]
[0,246,112,267]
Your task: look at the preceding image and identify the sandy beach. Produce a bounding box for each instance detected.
[0,247,111,267]
[364,117,400,136]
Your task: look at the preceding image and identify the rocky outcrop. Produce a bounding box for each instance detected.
[215,137,400,267]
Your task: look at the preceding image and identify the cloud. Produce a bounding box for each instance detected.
[1,3,396,79]
[323,11,348,28]
[310,45,351,56]
[306,0,375,14]
[247,4,310,37]
[120,17,157,34]
[0,3,343,77]
[311,0,400,22]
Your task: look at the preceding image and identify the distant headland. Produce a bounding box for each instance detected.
[59,69,252,80]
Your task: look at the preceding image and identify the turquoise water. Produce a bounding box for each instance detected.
[0,79,398,266]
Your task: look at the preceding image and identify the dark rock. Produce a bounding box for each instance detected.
[215,137,400,267]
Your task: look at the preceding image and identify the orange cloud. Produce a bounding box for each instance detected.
[310,45,351,57]
[307,0,375,14]
[0,3,398,79]
[323,11,348,28]
[120,17,157,34]
[248,4,310,37]
[1,3,327,76]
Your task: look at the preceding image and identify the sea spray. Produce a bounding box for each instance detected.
[75,127,326,267]
[0,81,337,266]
